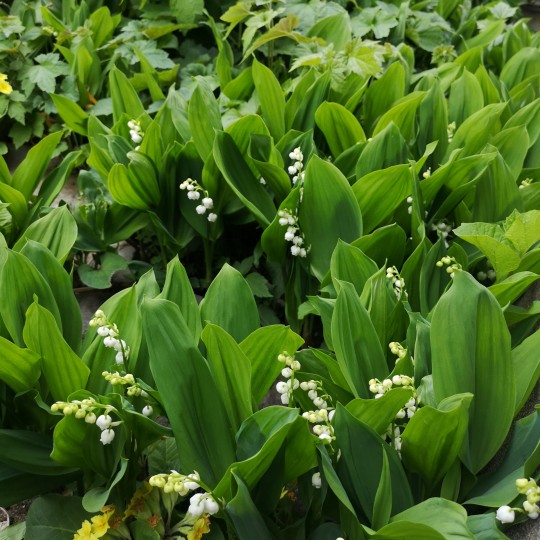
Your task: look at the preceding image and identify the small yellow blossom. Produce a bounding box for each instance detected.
[0,74,12,95]
[187,516,211,540]
[73,519,100,540]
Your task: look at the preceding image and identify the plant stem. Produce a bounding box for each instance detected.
[204,238,214,287]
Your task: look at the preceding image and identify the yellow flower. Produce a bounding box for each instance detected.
[0,74,13,95]
[90,513,110,537]
[187,516,211,540]
[73,520,100,540]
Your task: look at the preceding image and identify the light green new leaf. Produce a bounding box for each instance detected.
[332,281,387,398]
[430,271,515,473]
[201,324,252,433]
[503,209,540,255]
[240,325,304,406]
[23,302,89,401]
[143,298,236,487]
[200,264,259,343]
[12,132,63,200]
[511,330,540,414]
[13,206,77,263]
[51,94,89,136]
[401,393,473,488]
[109,67,146,125]
[252,58,285,141]
[315,101,366,158]
[300,156,362,281]
[0,181,27,226]
[448,71,484,127]
[0,337,40,392]
[353,164,411,233]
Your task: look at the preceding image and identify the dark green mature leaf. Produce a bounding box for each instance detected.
[334,405,413,524]
[78,252,128,289]
[240,325,304,406]
[466,514,508,540]
[213,131,276,226]
[332,281,387,398]
[0,337,40,392]
[143,298,236,487]
[202,324,252,433]
[300,156,362,281]
[13,206,77,263]
[200,264,259,343]
[372,451,392,530]
[353,164,410,233]
[431,271,515,473]
[511,330,540,414]
[23,302,89,402]
[401,393,472,488]
[25,495,92,540]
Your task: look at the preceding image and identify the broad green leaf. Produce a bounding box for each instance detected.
[25,495,92,540]
[448,71,484,127]
[430,271,515,473]
[213,131,276,226]
[500,47,540,89]
[334,404,413,524]
[372,522,444,539]
[82,458,128,512]
[372,451,392,530]
[0,337,40,392]
[401,393,473,488]
[201,324,252,433]
[109,67,146,125]
[332,281,387,398]
[0,249,62,346]
[466,514,508,540]
[20,240,81,353]
[13,206,77,263]
[143,298,236,487]
[51,94,88,136]
[252,58,285,141]
[170,0,203,23]
[0,181,27,227]
[300,156,363,280]
[308,11,351,49]
[158,257,201,343]
[353,164,411,233]
[465,410,540,507]
[12,132,63,200]
[511,330,540,414]
[346,388,413,435]
[352,224,407,269]
[315,101,366,158]
[503,209,540,255]
[189,78,222,160]
[489,272,539,307]
[78,252,128,290]
[200,264,259,343]
[23,302,89,402]
[240,325,304,406]
[389,498,475,539]
[291,72,331,132]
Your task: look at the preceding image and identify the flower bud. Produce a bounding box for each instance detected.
[312,472,322,488]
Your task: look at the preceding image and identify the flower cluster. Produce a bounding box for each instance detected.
[89,310,130,366]
[149,470,201,496]
[287,147,305,185]
[127,119,144,147]
[275,352,301,405]
[179,178,217,222]
[406,196,413,214]
[435,256,462,278]
[447,121,456,143]
[389,342,408,363]
[431,220,453,247]
[369,375,416,418]
[101,371,153,416]
[188,493,220,517]
[74,505,115,540]
[519,178,532,189]
[386,266,406,298]
[51,399,121,445]
[278,209,308,257]
[516,477,540,519]
[300,379,335,443]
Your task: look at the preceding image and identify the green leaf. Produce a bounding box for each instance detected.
[430,271,515,473]
[200,264,259,343]
[353,164,411,233]
[511,329,540,415]
[109,67,146,125]
[51,94,88,136]
[503,209,540,255]
[23,302,89,402]
[0,337,40,392]
[25,495,92,540]
[13,206,77,263]
[12,132,63,200]
[333,404,413,524]
[201,324,252,433]
[300,156,362,281]
[372,451,392,530]
[332,281,388,399]
[252,58,285,141]
[78,252,128,289]
[401,393,473,488]
[82,458,128,512]
[240,325,304,406]
[213,131,276,227]
[315,101,366,158]
[0,181,27,227]
[466,513,508,540]
[389,498,475,539]
[346,388,413,435]
[143,298,236,487]
[170,0,203,23]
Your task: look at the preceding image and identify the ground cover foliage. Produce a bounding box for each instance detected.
[0,0,539,539]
